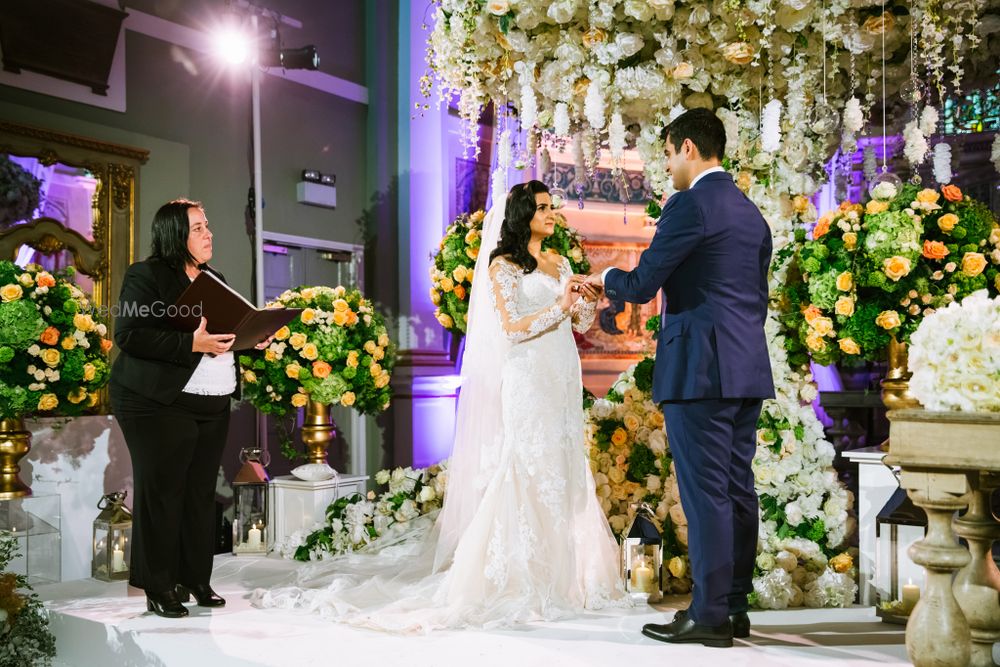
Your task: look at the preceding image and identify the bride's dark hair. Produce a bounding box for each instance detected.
[489,180,549,273]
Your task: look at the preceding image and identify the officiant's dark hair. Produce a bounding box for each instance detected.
[662,108,726,160]
[149,198,203,269]
[490,180,550,274]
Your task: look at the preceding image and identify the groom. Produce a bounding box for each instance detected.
[588,109,774,648]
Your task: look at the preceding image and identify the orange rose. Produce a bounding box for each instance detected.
[883,256,912,282]
[454,284,466,300]
[346,311,359,326]
[941,185,962,202]
[802,305,823,325]
[937,213,959,233]
[812,216,831,239]
[610,428,628,447]
[875,310,901,330]
[311,360,332,378]
[100,338,113,354]
[961,252,987,277]
[922,240,950,260]
[36,272,56,288]
[40,326,60,346]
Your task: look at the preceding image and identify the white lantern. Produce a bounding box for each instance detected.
[620,503,663,603]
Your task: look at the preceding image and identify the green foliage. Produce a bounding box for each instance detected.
[625,443,656,483]
[0,531,57,667]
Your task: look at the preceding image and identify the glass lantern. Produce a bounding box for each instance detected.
[92,491,132,582]
[620,503,663,603]
[875,485,926,621]
[232,447,269,556]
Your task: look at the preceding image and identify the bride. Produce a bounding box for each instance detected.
[254,180,630,632]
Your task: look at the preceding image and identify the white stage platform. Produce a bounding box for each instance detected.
[39,555,909,667]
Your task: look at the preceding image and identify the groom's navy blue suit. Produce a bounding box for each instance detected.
[604,170,774,626]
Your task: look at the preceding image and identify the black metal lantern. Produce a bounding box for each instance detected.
[92,491,132,582]
[232,447,269,555]
[875,486,926,620]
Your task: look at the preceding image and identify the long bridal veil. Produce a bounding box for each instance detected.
[253,205,511,631]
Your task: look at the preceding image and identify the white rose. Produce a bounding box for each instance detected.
[646,475,662,492]
[648,429,667,455]
[27,344,40,356]
[485,0,509,15]
[417,485,437,503]
[375,470,390,485]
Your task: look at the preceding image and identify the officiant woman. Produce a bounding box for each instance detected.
[110,198,258,618]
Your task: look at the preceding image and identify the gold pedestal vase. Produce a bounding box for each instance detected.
[881,335,921,412]
[300,400,336,465]
[0,417,32,499]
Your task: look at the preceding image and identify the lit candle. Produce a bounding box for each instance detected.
[901,582,920,613]
[631,560,655,593]
[247,524,262,549]
[112,547,126,572]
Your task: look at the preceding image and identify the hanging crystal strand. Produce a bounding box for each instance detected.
[573,132,587,209]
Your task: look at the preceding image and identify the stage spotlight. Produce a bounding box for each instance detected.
[214,27,252,65]
[263,45,320,70]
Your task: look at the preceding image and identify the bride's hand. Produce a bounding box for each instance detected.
[560,277,584,311]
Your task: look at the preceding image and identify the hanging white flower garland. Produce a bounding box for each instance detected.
[761,100,783,154]
[932,142,953,184]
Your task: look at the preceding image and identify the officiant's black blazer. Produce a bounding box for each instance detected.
[110,258,241,405]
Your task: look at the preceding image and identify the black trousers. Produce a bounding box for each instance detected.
[112,384,231,593]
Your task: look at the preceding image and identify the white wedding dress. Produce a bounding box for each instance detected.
[254,208,629,633]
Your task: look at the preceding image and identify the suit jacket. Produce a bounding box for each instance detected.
[604,171,774,404]
[110,258,240,406]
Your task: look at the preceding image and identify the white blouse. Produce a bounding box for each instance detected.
[180,272,237,396]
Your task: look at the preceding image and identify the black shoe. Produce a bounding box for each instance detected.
[145,589,189,618]
[176,583,226,607]
[673,608,750,638]
[642,615,734,648]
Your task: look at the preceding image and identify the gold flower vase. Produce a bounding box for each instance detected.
[300,400,336,465]
[881,335,921,412]
[0,417,32,499]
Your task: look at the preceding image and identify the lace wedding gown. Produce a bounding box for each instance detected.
[254,254,629,633]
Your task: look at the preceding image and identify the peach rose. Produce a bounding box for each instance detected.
[36,272,56,288]
[722,42,755,65]
[865,199,890,215]
[812,317,834,336]
[836,271,853,291]
[961,252,987,277]
[838,338,861,355]
[792,195,810,215]
[346,352,359,369]
[291,392,308,408]
[610,428,628,447]
[40,348,60,368]
[875,310,901,330]
[921,240,950,260]
[378,333,390,347]
[364,341,378,355]
[37,393,59,411]
[937,213,959,233]
[340,391,356,407]
[805,330,827,352]
[842,232,858,250]
[67,387,87,404]
[300,343,319,361]
[436,312,454,328]
[916,189,940,204]
[830,552,854,573]
[346,311,359,326]
[466,246,479,260]
[862,11,895,35]
[264,349,278,362]
[61,337,76,350]
[243,370,257,383]
[0,284,23,302]
[274,326,290,340]
[941,184,962,202]
[369,363,382,377]
[300,308,316,325]
[672,62,694,80]
[430,288,441,306]
[332,310,348,326]
[835,296,855,317]
[802,304,823,325]
[100,338,113,354]
[288,332,307,349]
[883,256,912,281]
[312,360,332,378]
[73,313,95,332]
[375,373,390,388]
[82,363,96,382]
[454,285,467,300]
[17,273,33,287]
[285,363,301,379]
[332,299,349,313]
[736,171,753,192]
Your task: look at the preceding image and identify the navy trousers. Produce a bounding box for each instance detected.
[662,397,763,626]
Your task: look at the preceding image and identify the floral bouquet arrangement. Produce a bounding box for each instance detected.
[907,290,1000,413]
[0,261,112,420]
[0,531,56,666]
[238,285,394,419]
[781,182,1000,366]
[430,209,591,334]
[274,463,448,561]
[0,156,41,231]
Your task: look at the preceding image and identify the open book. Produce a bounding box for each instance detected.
[170,271,302,351]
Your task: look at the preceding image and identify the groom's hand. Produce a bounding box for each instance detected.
[584,273,604,288]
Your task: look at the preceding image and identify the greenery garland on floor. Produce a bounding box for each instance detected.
[0,531,56,667]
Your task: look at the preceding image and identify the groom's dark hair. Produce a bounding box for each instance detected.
[662,108,726,160]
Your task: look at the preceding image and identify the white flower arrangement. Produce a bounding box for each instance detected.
[933,142,953,184]
[608,111,627,161]
[903,119,929,167]
[761,99,783,154]
[908,290,1000,413]
[919,105,940,136]
[842,97,865,134]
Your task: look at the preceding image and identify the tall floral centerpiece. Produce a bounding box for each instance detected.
[430,209,590,334]
[238,285,394,463]
[780,183,1000,404]
[0,261,112,498]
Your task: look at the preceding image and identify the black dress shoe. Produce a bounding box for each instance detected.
[673,608,750,638]
[642,615,734,648]
[176,583,226,607]
[146,589,189,618]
